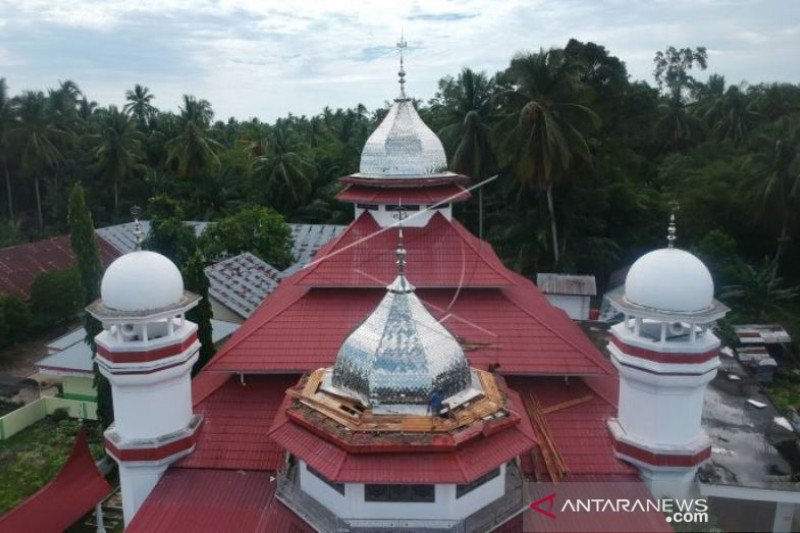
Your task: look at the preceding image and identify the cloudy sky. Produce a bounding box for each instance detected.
[0,0,798,121]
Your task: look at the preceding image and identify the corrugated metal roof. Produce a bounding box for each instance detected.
[288,223,346,268]
[0,428,111,532]
[95,221,210,255]
[292,212,516,288]
[37,320,239,376]
[46,328,87,353]
[536,274,597,296]
[127,468,312,533]
[207,279,613,375]
[178,374,299,471]
[205,252,283,318]
[0,235,119,299]
[508,376,635,478]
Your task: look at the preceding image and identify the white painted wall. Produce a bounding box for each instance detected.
[543,294,591,320]
[299,461,505,524]
[354,204,452,228]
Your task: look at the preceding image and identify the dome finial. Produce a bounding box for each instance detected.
[130,205,143,250]
[667,205,679,248]
[397,29,408,99]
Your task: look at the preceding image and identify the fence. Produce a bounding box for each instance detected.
[0,397,98,440]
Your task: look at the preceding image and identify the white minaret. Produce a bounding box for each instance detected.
[87,243,202,526]
[606,215,728,498]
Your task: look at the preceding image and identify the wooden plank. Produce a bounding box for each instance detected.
[541,394,594,415]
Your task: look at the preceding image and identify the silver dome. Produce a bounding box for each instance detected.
[358,98,448,178]
[332,273,471,405]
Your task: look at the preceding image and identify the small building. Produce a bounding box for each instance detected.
[536,273,596,320]
[36,319,240,402]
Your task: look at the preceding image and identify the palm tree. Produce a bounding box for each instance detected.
[250,125,315,208]
[7,91,67,228]
[700,79,759,145]
[0,78,14,217]
[165,95,220,180]
[123,84,157,127]
[495,49,599,264]
[434,68,497,238]
[722,258,799,321]
[654,87,702,151]
[747,118,800,281]
[91,106,144,213]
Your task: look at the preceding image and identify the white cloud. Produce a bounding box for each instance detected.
[0,0,798,119]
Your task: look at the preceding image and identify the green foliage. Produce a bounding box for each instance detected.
[721,258,800,321]
[0,419,104,515]
[199,205,293,269]
[0,296,32,346]
[143,195,197,265]
[653,46,708,92]
[691,230,743,291]
[29,268,84,329]
[183,250,215,375]
[68,183,102,302]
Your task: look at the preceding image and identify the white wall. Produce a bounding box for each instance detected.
[354,204,452,228]
[299,461,505,524]
[544,294,590,320]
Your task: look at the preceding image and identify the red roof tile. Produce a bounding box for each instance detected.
[507,377,635,477]
[208,285,612,375]
[292,212,516,288]
[267,390,537,484]
[336,183,470,204]
[0,235,119,299]
[0,428,111,532]
[178,374,300,471]
[127,469,312,533]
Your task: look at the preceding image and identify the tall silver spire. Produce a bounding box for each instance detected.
[397,30,408,100]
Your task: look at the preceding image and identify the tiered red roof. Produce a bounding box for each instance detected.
[207,213,612,376]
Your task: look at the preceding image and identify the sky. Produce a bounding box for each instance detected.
[0,0,798,121]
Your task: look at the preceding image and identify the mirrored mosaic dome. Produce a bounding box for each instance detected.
[358,98,448,178]
[332,273,471,405]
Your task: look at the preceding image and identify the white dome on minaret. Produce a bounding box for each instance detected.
[624,248,714,313]
[622,213,714,313]
[100,250,184,312]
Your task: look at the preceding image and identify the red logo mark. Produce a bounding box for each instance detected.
[530,492,557,519]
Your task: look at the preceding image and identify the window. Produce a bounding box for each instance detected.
[456,468,500,498]
[385,204,420,211]
[365,484,435,503]
[356,203,379,210]
[308,466,345,495]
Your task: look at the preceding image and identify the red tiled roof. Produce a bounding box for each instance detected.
[207,284,612,375]
[178,374,299,471]
[0,235,119,299]
[267,389,537,484]
[292,212,516,288]
[127,468,312,533]
[508,377,636,477]
[0,427,112,532]
[336,183,470,204]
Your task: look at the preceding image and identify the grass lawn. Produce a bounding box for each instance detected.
[0,417,104,515]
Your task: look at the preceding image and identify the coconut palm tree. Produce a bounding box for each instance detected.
[722,258,800,321]
[165,95,220,180]
[250,125,315,208]
[433,68,497,237]
[7,91,67,228]
[747,118,800,281]
[91,106,145,213]
[495,49,599,264]
[124,84,157,127]
[700,79,759,145]
[0,78,14,217]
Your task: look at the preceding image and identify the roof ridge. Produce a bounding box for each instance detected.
[501,275,613,375]
[446,218,517,285]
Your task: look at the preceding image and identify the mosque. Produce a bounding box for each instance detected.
[32,43,796,533]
